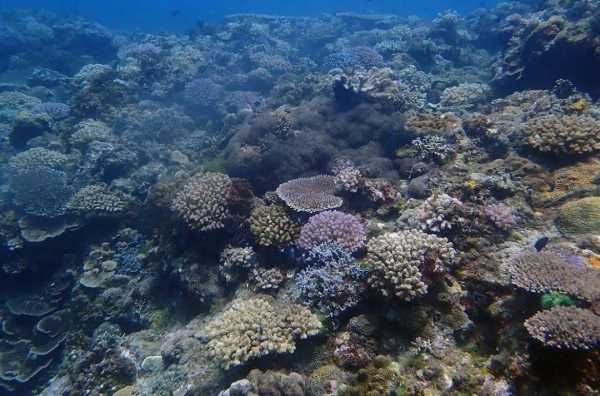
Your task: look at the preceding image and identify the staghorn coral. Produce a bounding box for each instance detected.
[504,249,600,302]
[334,67,425,110]
[295,243,368,319]
[524,306,600,350]
[219,246,257,284]
[297,211,365,252]
[411,135,455,163]
[418,193,464,233]
[67,184,131,218]
[249,204,300,247]
[365,230,457,300]
[276,175,342,213]
[523,114,600,155]
[205,296,321,369]
[250,267,287,292]
[556,197,600,236]
[171,172,232,231]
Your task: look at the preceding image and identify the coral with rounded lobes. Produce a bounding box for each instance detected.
[504,249,600,302]
[171,172,232,231]
[276,175,343,213]
[365,230,457,300]
[523,114,600,155]
[249,204,300,247]
[67,184,132,218]
[524,306,600,351]
[557,197,600,237]
[205,296,321,369]
[297,211,365,252]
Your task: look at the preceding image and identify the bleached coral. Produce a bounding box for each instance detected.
[365,230,457,300]
[206,296,321,369]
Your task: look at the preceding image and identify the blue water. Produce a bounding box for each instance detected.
[0,0,501,32]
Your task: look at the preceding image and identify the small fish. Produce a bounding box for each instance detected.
[534,236,549,251]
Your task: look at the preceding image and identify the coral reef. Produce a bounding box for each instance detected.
[276,175,343,213]
[297,210,365,252]
[205,296,321,369]
[171,172,233,231]
[365,230,457,300]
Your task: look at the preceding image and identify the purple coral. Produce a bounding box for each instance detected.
[297,211,365,252]
[32,102,71,119]
[484,202,517,231]
[295,243,368,319]
[183,78,223,109]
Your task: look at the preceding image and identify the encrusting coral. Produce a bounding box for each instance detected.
[205,296,322,369]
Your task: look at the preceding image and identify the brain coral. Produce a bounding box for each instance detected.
[297,210,365,252]
[171,172,232,231]
[556,196,600,236]
[276,175,342,213]
[504,249,600,302]
[365,230,457,300]
[523,114,600,155]
[249,204,300,247]
[205,296,321,369]
[524,306,600,350]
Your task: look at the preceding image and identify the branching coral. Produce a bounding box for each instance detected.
[219,246,257,284]
[524,306,600,350]
[295,243,368,319]
[276,175,342,213]
[365,230,457,300]
[206,296,321,369]
[523,114,600,155]
[297,211,365,252]
[249,204,300,247]
[171,172,232,231]
[67,184,131,218]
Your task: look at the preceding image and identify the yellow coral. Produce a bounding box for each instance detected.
[569,98,588,112]
[463,179,478,190]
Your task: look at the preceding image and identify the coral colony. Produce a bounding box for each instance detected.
[1,2,600,395]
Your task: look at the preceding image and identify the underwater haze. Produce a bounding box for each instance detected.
[0,0,503,31]
[2,0,600,395]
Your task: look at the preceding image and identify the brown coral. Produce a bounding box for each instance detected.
[276,175,342,213]
[524,306,600,350]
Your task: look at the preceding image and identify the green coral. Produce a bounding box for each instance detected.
[541,291,576,309]
[340,355,400,396]
[556,197,600,236]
